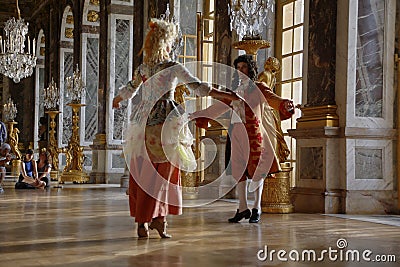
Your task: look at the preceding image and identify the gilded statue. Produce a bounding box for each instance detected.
[258,57,290,162]
[9,127,22,160]
[174,83,195,188]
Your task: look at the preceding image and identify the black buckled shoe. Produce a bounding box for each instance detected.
[228,209,251,223]
[249,208,260,223]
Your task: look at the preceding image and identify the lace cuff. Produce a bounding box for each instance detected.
[192,82,211,97]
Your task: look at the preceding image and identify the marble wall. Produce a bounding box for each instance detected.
[355,0,384,117]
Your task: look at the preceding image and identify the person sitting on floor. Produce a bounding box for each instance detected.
[15,149,45,189]
[36,149,52,188]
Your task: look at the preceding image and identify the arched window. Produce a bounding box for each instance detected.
[59,6,74,169]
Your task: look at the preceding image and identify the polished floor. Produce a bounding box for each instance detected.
[0,185,399,267]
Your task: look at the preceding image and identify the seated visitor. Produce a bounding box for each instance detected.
[15,149,45,189]
[37,149,52,188]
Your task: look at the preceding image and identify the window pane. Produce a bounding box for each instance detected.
[281,82,292,99]
[186,37,196,57]
[294,0,304,25]
[281,116,291,132]
[290,138,296,158]
[284,136,292,151]
[281,57,293,81]
[283,3,294,29]
[282,29,293,55]
[293,53,303,78]
[293,26,303,52]
[293,80,302,106]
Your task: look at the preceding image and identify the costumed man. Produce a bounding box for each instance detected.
[191,55,294,223]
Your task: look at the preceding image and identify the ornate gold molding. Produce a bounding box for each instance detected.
[41,36,45,43]
[87,10,99,22]
[40,47,45,56]
[296,105,339,129]
[66,15,74,24]
[89,0,100,6]
[65,28,74,39]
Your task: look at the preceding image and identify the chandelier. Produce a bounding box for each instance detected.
[228,0,274,41]
[0,0,37,83]
[44,78,60,110]
[65,65,85,103]
[3,98,17,121]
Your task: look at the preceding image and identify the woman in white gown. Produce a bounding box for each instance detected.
[112,18,239,238]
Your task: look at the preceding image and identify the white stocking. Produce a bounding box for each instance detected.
[252,182,263,212]
[237,180,248,212]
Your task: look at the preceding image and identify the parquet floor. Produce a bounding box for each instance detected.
[0,186,399,267]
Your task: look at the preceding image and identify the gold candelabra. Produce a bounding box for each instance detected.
[59,66,88,183]
[45,110,61,180]
[43,78,62,180]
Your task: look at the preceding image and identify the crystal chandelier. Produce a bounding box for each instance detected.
[44,78,60,110]
[228,0,274,41]
[65,65,85,103]
[3,98,17,121]
[0,0,37,83]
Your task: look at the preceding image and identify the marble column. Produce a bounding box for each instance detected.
[214,0,232,67]
[133,0,144,71]
[73,2,83,69]
[90,0,110,183]
[207,0,235,198]
[288,0,343,213]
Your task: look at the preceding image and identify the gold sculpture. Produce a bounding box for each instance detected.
[258,57,293,214]
[258,57,290,162]
[8,124,21,160]
[174,84,198,199]
[6,121,21,176]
